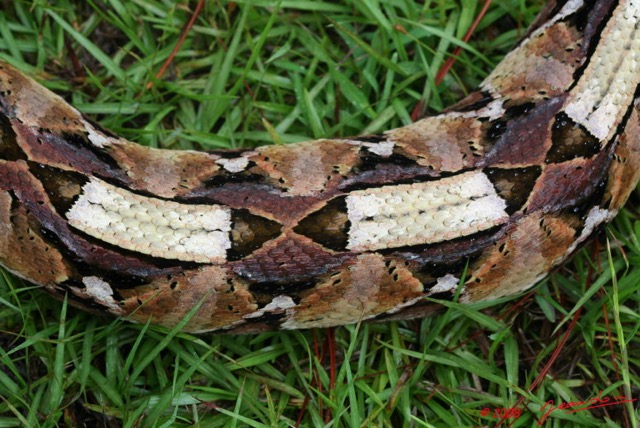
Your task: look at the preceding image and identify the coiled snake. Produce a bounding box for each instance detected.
[0,0,639,333]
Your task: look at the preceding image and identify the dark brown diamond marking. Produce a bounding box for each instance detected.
[228,209,282,260]
[485,166,542,214]
[546,112,600,163]
[0,113,26,161]
[293,197,349,251]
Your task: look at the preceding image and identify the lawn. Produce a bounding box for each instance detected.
[0,0,638,427]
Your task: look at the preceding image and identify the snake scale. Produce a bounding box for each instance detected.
[0,0,639,333]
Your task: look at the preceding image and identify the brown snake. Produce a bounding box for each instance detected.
[0,0,639,333]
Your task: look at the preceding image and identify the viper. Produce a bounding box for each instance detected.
[0,0,638,333]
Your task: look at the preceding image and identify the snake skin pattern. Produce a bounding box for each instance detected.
[0,0,639,333]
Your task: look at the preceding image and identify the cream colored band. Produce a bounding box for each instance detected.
[67,178,232,262]
[346,171,509,251]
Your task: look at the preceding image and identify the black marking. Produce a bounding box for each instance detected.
[248,280,315,306]
[204,163,265,188]
[340,156,470,192]
[504,102,536,118]
[293,197,349,252]
[367,152,415,168]
[339,167,440,192]
[454,91,495,112]
[568,175,610,221]
[27,162,89,214]
[549,0,575,19]
[482,103,537,144]
[6,190,19,213]
[372,299,442,322]
[81,115,120,140]
[0,71,18,119]
[61,131,121,170]
[0,112,26,161]
[485,119,508,141]
[566,0,615,33]
[485,166,542,214]
[243,312,286,327]
[207,147,257,158]
[228,209,283,261]
[429,291,458,301]
[352,133,388,143]
[546,113,600,163]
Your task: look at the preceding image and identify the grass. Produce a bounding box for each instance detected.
[0,0,638,427]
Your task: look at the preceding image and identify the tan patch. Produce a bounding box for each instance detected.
[254,140,360,196]
[0,199,70,285]
[120,266,257,333]
[388,116,484,171]
[281,253,424,329]
[0,191,13,255]
[0,63,87,134]
[106,142,221,198]
[483,22,583,101]
[462,212,576,302]
[606,102,640,210]
[57,180,83,200]
[0,189,11,216]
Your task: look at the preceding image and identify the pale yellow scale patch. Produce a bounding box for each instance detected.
[564,0,640,140]
[565,206,614,256]
[66,178,232,262]
[345,171,508,251]
[81,119,117,148]
[69,276,124,314]
[216,156,251,173]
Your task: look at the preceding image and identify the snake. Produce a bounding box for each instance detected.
[0,0,639,333]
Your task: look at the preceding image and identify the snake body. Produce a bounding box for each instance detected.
[0,0,639,333]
